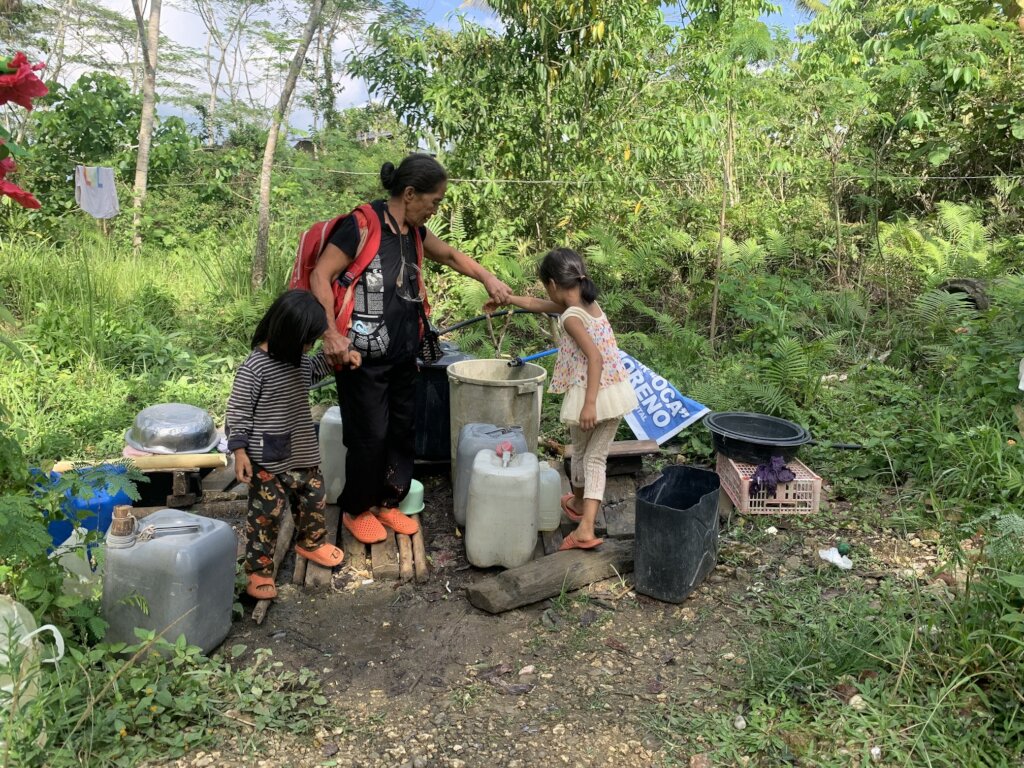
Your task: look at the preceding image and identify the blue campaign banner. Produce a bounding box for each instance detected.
[619,351,710,445]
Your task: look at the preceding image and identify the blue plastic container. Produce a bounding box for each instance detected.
[44,465,133,548]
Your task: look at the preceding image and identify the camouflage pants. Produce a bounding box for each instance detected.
[245,466,327,576]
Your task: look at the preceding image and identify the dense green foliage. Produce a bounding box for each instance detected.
[0,0,1022,762]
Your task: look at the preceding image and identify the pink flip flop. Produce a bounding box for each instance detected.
[560,493,583,523]
[558,532,603,551]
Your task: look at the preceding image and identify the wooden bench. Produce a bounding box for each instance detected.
[563,439,659,476]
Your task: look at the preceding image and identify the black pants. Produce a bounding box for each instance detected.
[335,358,417,515]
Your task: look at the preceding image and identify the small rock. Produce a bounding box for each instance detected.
[733,715,747,730]
[765,526,778,536]
[322,743,339,758]
[414,758,428,768]
[690,755,712,768]
[518,664,535,676]
[784,555,802,572]
[870,746,882,763]
[551,724,566,736]
[849,694,867,711]
[721,652,736,661]
[909,537,923,548]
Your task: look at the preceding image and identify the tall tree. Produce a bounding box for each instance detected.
[130,0,162,250]
[191,0,264,145]
[250,0,328,288]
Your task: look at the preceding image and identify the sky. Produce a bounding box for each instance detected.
[94,0,810,134]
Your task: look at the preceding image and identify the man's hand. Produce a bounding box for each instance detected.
[483,275,512,305]
[234,449,253,484]
[322,329,351,368]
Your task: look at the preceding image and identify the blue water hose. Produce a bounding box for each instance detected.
[507,348,558,367]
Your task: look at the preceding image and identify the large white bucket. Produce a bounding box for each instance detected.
[446,359,546,473]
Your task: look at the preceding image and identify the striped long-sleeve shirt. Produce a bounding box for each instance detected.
[225,348,333,474]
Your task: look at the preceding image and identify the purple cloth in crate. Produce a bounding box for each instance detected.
[749,456,795,496]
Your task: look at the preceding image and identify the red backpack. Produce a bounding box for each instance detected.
[289,203,430,338]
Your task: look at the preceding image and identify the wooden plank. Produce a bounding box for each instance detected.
[166,470,198,508]
[466,538,635,615]
[341,522,368,572]
[540,530,560,556]
[305,505,341,588]
[201,457,237,493]
[252,509,295,625]
[292,552,308,586]
[563,439,658,459]
[371,531,400,581]
[397,533,414,582]
[411,526,428,583]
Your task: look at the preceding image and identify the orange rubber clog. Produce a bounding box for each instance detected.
[295,543,344,567]
[376,508,419,536]
[343,511,387,544]
[246,573,278,600]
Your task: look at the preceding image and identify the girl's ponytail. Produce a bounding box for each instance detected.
[579,274,598,304]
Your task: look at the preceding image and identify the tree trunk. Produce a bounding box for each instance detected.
[131,0,161,253]
[251,0,327,290]
[709,92,736,349]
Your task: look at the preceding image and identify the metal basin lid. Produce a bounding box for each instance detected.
[125,403,219,455]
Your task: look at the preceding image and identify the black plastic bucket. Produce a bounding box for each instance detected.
[634,466,721,603]
[415,343,475,461]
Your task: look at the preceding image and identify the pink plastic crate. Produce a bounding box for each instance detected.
[716,454,821,515]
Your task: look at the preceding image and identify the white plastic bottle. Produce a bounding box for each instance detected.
[465,445,539,568]
[537,461,563,532]
[319,406,347,504]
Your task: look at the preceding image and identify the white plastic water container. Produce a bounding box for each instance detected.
[0,596,64,719]
[319,406,346,504]
[537,461,562,532]
[453,423,529,526]
[102,509,235,654]
[465,448,539,569]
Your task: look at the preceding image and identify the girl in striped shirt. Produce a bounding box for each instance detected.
[226,289,361,600]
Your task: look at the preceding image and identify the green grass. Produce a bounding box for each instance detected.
[650,549,1024,766]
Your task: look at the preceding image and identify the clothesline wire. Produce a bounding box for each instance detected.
[74,160,1023,191]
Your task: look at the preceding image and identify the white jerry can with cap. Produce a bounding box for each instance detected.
[102,508,235,654]
[465,444,539,569]
[0,596,64,722]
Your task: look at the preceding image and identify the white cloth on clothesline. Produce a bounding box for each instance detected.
[74,166,119,219]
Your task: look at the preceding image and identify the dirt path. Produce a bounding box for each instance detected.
[149,471,739,767]
[152,474,945,768]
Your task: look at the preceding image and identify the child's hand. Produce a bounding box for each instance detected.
[579,403,597,431]
[234,449,253,484]
[344,349,362,369]
[483,298,504,314]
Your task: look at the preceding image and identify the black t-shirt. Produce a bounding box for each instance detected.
[328,200,428,365]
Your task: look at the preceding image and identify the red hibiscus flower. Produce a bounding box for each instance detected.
[0,52,48,111]
[0,179,41,209]
[0,156,41,208]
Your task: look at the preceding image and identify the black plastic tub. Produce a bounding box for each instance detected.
[705,411,810,464]
[633,466,721,604]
